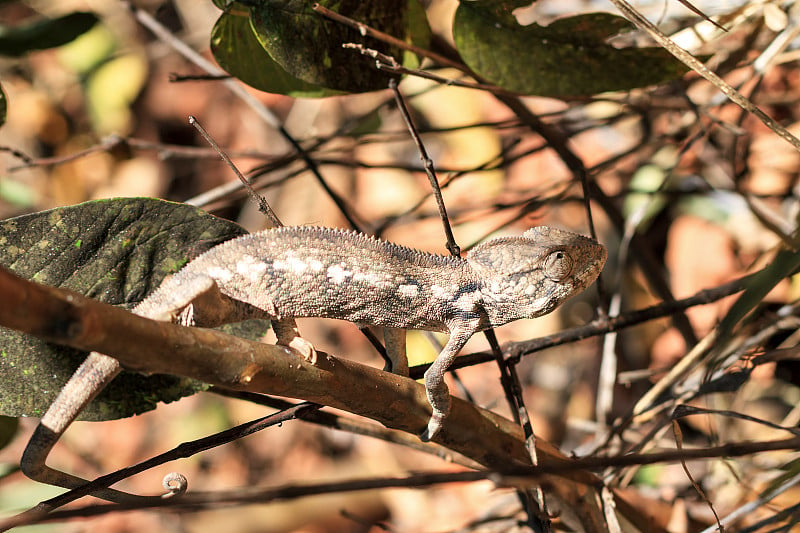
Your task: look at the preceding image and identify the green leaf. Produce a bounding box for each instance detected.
[211,6,339,98]
[0,415,18,451]
[247,0,407,93]
[0,178,37,208]
[58,23,117,75]
[0,11,99,57]
[717,248,800,340]
[401,0,432,70]
[0,198,254,420]
[453,4,687,96]
[212,0,430,95]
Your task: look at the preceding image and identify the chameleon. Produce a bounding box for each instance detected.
[21,225,606,501]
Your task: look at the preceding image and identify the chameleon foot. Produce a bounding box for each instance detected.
[273,319,317,364]
[288,336,317,365]
[421,366,451,441]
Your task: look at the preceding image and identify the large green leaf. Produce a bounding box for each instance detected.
[0,198,253,420]
[249,0,404,92]
[213,0,430,95]
[211,4,339,98]
[0,11,99,57]
[453,3,687,97]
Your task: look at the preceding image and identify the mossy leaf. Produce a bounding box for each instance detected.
[0,198,265,420]
[454,3,687,97]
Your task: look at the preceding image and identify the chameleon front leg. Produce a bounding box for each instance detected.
[420,327,474,441]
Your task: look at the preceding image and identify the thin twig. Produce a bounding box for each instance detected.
[587,179,698,347]
[8,435,800,528]
[7,136,124,170]
[389,78,459,256]
[484,329,550,526]
[0,145,34,165]
[5,403,320,527]
[388,76,549,529]
[343,43,515,97]
[189,116,283,227]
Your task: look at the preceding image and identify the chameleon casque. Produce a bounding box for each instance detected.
[21,225,607,501]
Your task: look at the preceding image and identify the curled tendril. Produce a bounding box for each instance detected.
[161,472,188,498]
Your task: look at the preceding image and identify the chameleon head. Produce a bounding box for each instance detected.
[465,226,607,325]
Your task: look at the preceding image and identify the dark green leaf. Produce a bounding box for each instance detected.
[453,4,687,96]
[212,0,430,95]
[0,12,99,57]
[0,415,18,451]
[0,198,255,420]
[248,0,405,93]
[401,0,432,70]
[717,248,800,340]
[211,6,339,98]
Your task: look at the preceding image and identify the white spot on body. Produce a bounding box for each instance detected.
[353,271,390,287]
[286,256,308,273]
[236,255,269,282]
[398,284,419,298]
[455,291,480,312]
[530,295,551,311]
[430,284,457,300]
[207,266,234,283]
[327,264,352,284]
[524,283,539,296]
[273,252,310,275]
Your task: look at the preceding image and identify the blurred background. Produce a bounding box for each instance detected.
[1,0,800,531]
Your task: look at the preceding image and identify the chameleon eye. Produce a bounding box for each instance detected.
[543,250,574,281]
